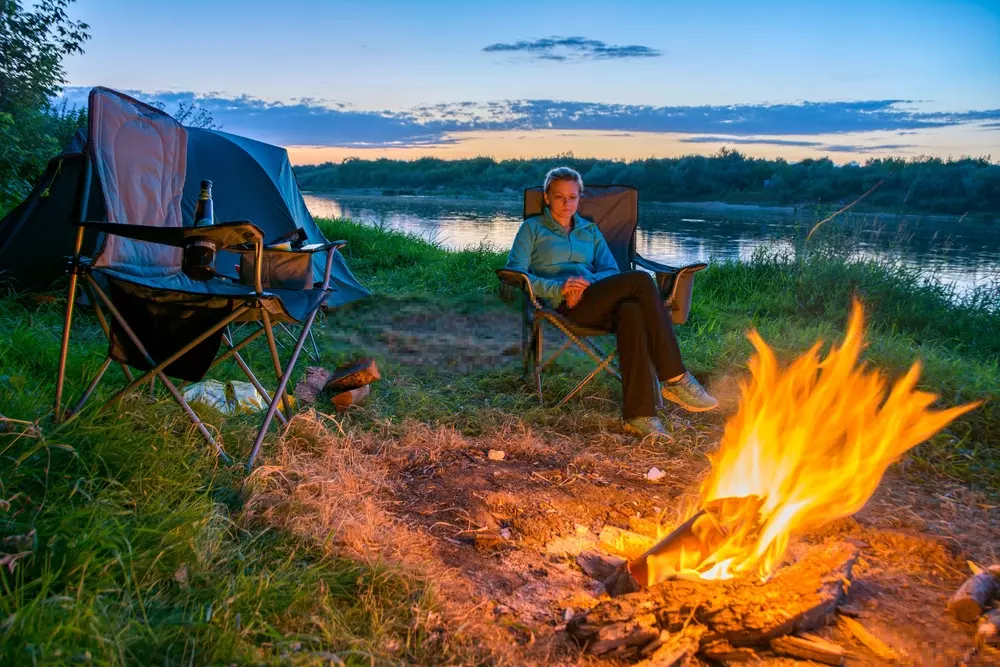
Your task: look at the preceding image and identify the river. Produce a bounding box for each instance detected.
[304,193,999,299]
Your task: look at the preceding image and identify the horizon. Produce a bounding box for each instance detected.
[59,0,1000,166]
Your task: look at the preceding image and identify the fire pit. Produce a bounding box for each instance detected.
[570,540,858,664]
[566,301,979,665]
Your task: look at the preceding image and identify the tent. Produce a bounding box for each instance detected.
[0,121,368,307]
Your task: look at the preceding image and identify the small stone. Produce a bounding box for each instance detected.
[646,466,666,482]
[500,528,512,539]
[564,608,574,622]
[488,449,506,461]
[575,524,590,535]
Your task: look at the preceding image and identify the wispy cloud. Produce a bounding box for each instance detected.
[679,136,824,147]
[823,143,915,153]
[57,87,1000,153]
[482,36,661,62]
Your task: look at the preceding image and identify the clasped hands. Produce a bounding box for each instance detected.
[561,276,590,308]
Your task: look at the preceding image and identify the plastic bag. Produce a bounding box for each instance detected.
[183,379,273,415]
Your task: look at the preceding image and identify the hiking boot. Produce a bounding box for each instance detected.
[661,372,719,412]
[625,416,669,440]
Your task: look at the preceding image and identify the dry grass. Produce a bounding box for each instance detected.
[244,412,517,665]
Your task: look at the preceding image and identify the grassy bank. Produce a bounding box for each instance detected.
[1,218,997,663]
[321,216,997,483]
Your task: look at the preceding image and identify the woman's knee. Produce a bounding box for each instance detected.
[617,300,643,325]
[622,270,658,295]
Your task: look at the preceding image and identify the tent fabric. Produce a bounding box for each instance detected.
[523,185,638,273]
[89,87,188,275]
[0,134,103,288]
[0,89,369,307]
[183,128,369,306]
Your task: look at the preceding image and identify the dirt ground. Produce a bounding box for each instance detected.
[280,300,1000,666]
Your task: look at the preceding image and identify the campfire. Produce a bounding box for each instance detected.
[569,300,981,664]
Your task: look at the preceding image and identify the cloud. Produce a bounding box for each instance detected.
[482,36,661,62]
[822,143,915,153]
[679,136,824,147]
[56,87,1000,153]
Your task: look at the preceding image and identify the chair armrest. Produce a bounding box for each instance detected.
[634,254,708,276]
[496,268,540,308]
[297,240,347,254]
[78,220,265,249]
[634,254,708,326]
[229,240,347,255]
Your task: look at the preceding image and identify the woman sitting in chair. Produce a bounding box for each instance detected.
[505,166,717,438]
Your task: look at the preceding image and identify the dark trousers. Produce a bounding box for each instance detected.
[559,271,686,419]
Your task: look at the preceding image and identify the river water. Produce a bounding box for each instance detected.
[304,192,999,298]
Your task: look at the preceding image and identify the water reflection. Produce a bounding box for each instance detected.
[304,193,999,298]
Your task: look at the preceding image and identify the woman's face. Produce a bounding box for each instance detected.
[545,179,581,222]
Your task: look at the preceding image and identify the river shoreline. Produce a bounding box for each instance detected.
[304,189,981,224]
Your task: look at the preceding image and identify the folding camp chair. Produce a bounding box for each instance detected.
[496,185,707,408]
[53,87,344,471]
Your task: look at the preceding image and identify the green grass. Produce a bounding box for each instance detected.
[1,216,997,664]
[315,217,999,487]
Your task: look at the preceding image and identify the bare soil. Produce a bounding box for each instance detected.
[284,299,1000,665]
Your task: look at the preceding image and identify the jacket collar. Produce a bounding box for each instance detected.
[541,207,592,235]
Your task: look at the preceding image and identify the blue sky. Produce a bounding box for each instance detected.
[60,0,1000,163]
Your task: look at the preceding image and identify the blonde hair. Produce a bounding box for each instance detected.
[543,166,584,193]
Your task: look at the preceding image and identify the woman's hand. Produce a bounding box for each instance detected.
[561,276,590,308]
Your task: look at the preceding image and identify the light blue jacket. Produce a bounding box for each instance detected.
[505,207,620,306]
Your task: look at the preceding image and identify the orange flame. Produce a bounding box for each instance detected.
[645,299,979,585]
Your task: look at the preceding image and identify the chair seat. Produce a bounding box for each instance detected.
[537,308,611,338]
[93,268,329,324]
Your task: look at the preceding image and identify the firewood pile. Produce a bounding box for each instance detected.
[949,562,1000,652]
[569,522,1000,665]
[569,537,860,665]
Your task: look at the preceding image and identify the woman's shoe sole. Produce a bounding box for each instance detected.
[660,391,719,413]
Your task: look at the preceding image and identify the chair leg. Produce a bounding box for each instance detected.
[84,275,232,463]
[221,332,287,427]
[246,307,321,472]
[534,321,543,405]
[554,352,616,409]
[54,252,83,424]
[307,327,321,363]
[261,311,294,418]
[63,357,112,422]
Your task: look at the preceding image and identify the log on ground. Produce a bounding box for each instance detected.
[948,572,999,622]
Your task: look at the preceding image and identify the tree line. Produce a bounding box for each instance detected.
[0,0,90,215]
[295,151,1000,217]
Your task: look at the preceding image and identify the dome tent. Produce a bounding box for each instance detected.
[0,99,368,307]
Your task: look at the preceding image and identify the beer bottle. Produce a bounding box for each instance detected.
[194,179,214,227]
[183,180,217,280]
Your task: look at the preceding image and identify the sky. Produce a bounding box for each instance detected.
[58,0,1000,164]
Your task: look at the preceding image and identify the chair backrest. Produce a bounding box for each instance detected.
[524,185,637,272]
[89,87,188,276]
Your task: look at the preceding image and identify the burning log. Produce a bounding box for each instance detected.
[948,572,999,622]
[568,541,858,662]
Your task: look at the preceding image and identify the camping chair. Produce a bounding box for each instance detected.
[496,185,707,408]
[53,87,343,471]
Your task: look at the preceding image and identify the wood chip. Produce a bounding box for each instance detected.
[838,615,900,661]
[770,635,845,665]
[598,525,656,560]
